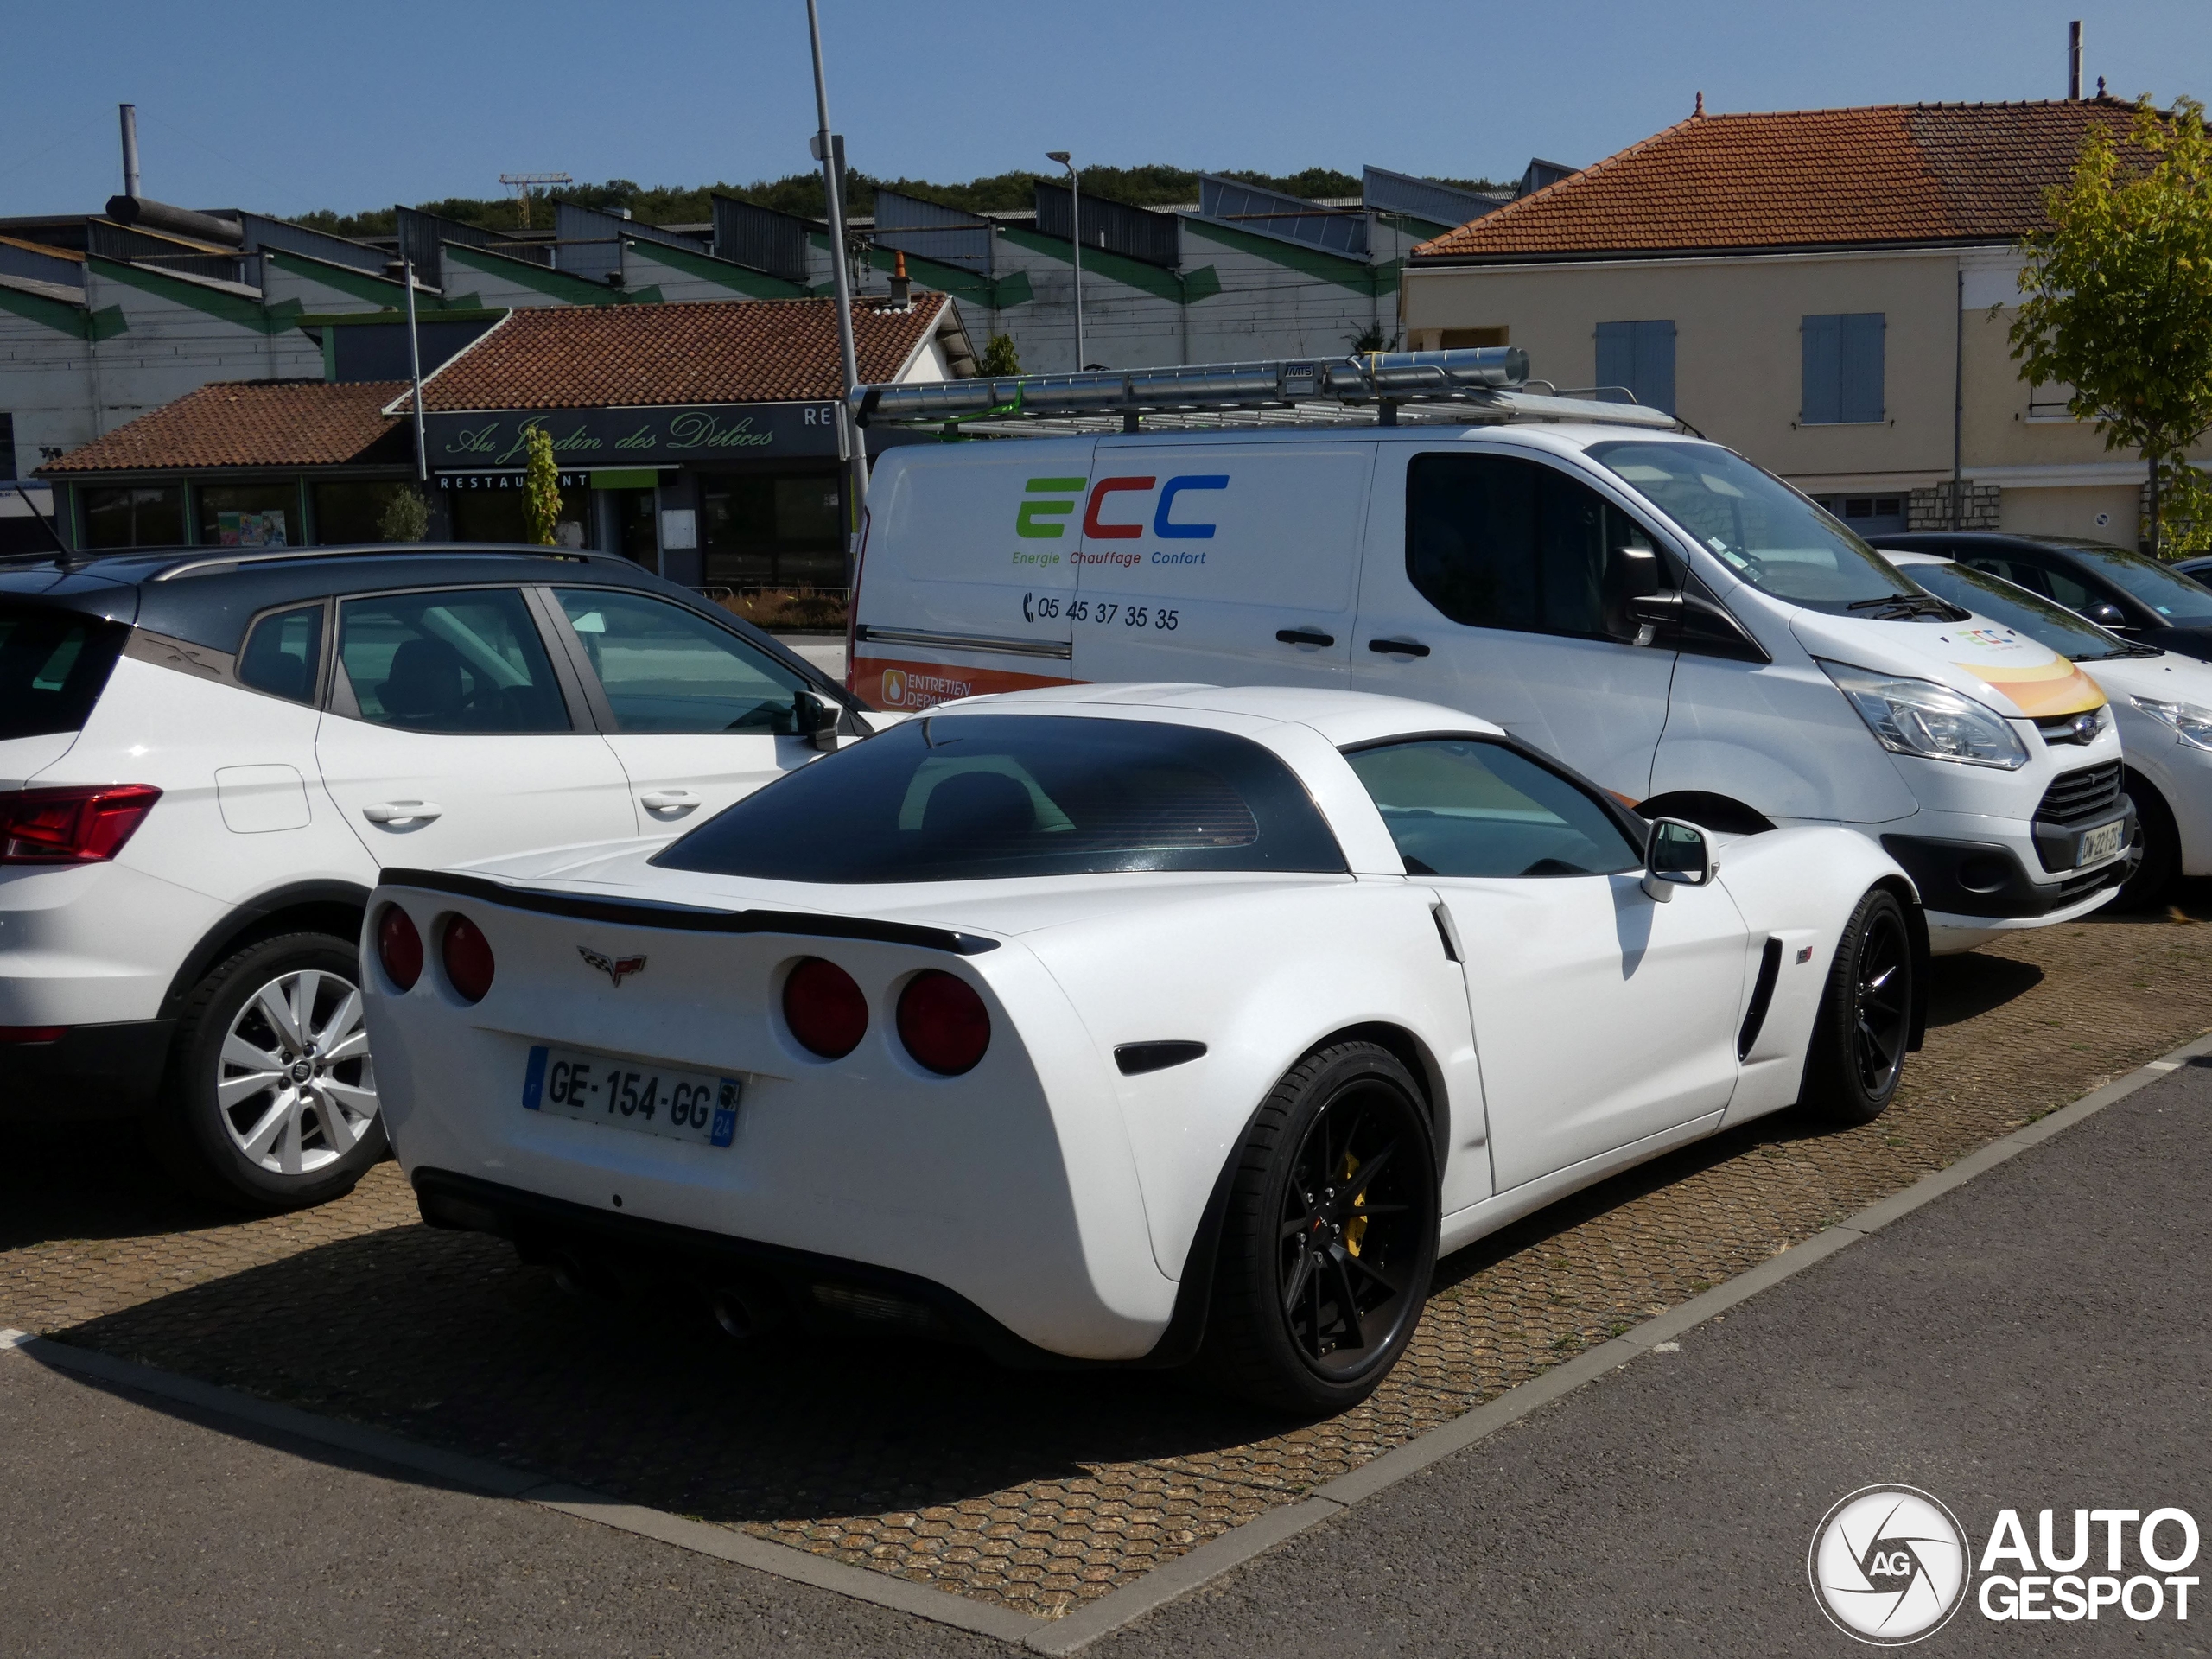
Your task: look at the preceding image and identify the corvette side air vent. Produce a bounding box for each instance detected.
[1738,938,1784,1060]
[1115,1041,1208,1077]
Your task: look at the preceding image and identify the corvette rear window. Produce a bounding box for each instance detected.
[0,604,128,741]
[655,715,1347,882]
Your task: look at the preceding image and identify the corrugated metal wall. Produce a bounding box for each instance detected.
[237,213,390,275]
[871,189,993,276]
[1361,167,1504,233]
[1195,175,1367,256]
[1033,181,1179,268]
[711,196,810,283]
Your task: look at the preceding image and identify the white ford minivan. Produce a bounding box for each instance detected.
[849,414,2133,952]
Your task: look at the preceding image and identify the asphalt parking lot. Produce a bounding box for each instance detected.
[5,887,2212,1638]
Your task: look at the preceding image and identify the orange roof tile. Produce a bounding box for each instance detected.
[40,380,408,473]
[1414,98,2146,262]
[400,293,952,412]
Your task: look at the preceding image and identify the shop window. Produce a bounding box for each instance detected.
[81,486,185,550]
[198,483,300,548]
[701,472,844,588]
[315,480,411,544]
[1595,320,1676,415]
[1802,314,1885,424]
[443,474,590,546]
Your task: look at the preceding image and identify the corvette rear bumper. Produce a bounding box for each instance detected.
[414,1166,1199,1370]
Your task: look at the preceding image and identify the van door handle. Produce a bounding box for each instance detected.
[362,800,442,824]
[1367,637,1432,658]
[1276,628,1335,647]
[640,789,700,811]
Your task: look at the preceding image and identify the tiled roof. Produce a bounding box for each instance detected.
[1414,99,2147,261]
[40,380,409,473]
[400,293,952,412]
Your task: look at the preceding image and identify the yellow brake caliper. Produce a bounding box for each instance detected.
[1339,1150,1368,1255]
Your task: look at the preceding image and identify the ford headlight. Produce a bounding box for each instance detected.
[2133,695,2212,751]
[1818,660,2029,769]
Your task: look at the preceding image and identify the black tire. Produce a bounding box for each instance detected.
[2117,772,2177,910]
[1197,1042,1439,1414]
[1800,889,1914,1126]
[149,931,386,1211]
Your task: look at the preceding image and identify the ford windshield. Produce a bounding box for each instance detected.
[1587,441,1936,616]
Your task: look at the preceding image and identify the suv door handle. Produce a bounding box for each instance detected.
[1276,628,1335,647]
[640,790,700,811]
[1367,637,1431,658]
[362,801,442,824]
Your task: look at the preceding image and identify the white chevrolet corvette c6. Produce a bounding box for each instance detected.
[362,684,1924,1411]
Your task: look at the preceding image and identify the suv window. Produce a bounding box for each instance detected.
[553,588,811,734]
[0,605,127,740]
[656,715,1347,883]
[238,605,324,704]
[336,589,569,734]
[1407,453,1665,643]
[1344,737,1642,878]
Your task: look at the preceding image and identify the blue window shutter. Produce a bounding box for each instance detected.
[1637,319,1676,415]
[1596,321,1633,397]
[1802,314,1842,423]
[1840,312,1885,423]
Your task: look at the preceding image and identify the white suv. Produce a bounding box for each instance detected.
[0,544,870,1210]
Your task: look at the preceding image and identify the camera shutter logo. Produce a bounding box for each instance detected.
[1809,1485,1970,1644]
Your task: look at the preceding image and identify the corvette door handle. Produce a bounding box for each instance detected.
[1276,627,1336,647]
[1367,637,1431,658]
[361,800,442,824]
[640,790,700,810]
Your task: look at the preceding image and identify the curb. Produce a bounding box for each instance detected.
[9,1029,2208,1651]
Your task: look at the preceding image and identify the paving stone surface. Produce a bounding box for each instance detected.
[7,894,2212,1620]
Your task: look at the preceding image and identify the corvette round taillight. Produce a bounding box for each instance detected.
[896,971,989,1077]
[377,905,423,990]
[441,914,495,1003]
[782,957,868,1058]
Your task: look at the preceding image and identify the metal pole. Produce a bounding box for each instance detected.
[404,255,428,488]
[1951,265,1964,529]
[806,0,867,583]
[118,105,141,198]
[1050,152,1084,370]
[2068,21,2083,99]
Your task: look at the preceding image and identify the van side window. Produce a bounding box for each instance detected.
[1406,454,1668,643]
[238,605,324,704]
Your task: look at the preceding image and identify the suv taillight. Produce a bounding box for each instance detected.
[0,785,162,863]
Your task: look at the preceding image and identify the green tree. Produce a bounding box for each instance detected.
[376,484,429,543]
[523,427,562,546]
[2011,97,2212,556]
[977,332,1021,376]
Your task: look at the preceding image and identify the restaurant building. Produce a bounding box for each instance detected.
[38,293,973,588]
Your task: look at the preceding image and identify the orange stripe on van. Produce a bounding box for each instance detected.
[855,656,1076,713]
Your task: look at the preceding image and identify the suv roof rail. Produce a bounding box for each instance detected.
[849,347,1681,435]
[145,543,625,582]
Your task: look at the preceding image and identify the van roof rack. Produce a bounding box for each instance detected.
[849,347,1681,436]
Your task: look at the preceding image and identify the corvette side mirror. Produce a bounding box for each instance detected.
[1643,817,1716,903]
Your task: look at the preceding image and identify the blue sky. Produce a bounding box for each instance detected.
[3,2,2207,219]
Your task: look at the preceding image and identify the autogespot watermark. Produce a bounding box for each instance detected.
[1810,1485,2201,1644]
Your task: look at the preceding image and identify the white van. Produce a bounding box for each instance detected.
[849,397,2133,953]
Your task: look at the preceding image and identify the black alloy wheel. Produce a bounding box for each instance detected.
[1198,1042,1439,1414]
[1802,888,1914,1125]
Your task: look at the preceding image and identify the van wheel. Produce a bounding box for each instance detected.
[2117,773,2177,909]
[1197,1042,1438,1414]
[150,931,385,1211]
[1801,889,1913,1126]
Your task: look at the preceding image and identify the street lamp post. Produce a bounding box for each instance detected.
[1047,150,1084,371]
[806,0,867,586]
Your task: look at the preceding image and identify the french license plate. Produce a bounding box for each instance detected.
[2077,817,2126,867]
[522,1045,739,1147]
